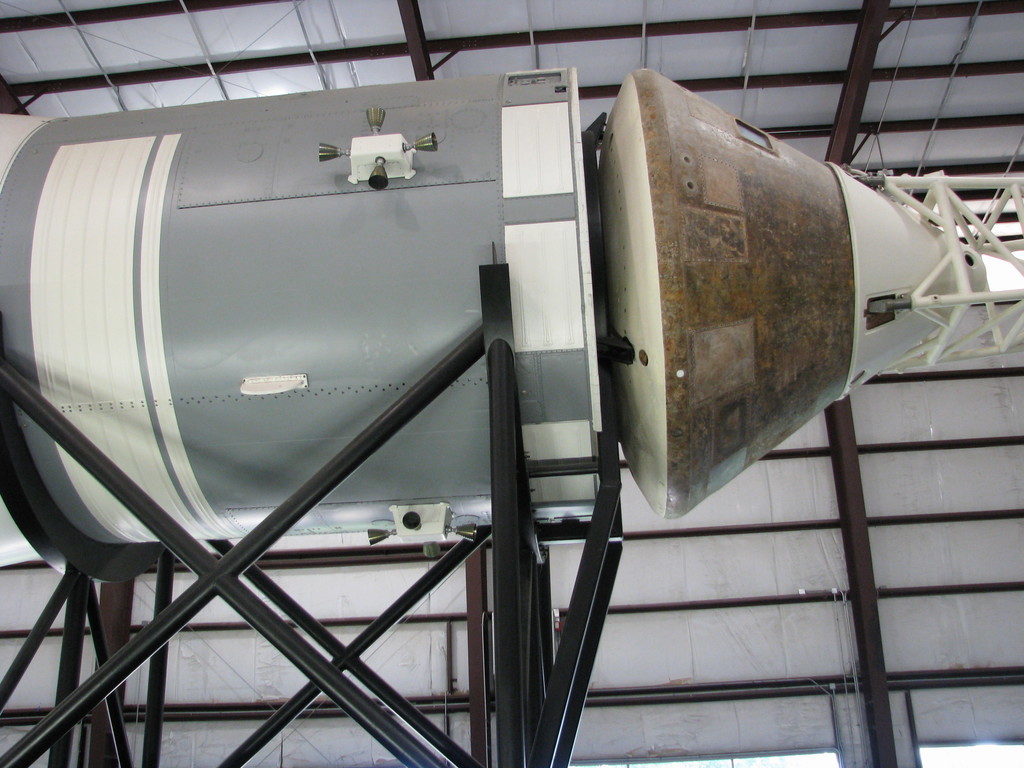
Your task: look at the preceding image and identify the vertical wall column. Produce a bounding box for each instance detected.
[824,2,898,765]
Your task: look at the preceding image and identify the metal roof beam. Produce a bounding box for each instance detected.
[13,51,1023,107]
[578,59,1024,99]
[3,0,1019,40]
[0,0,283,33]
[397,0,434,81]
[0,74,27,114]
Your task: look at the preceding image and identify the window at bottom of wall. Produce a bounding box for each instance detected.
[576,752,841,768]
[920,744,1024,767]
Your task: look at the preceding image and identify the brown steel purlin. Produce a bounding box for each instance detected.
[826,401,898,767]
[0,74,27,115]
[578,58,1024,100]
[397,0,435,81]
[2,0,1019,35]
[826,0,891,162]
[464,549,490,766]
[86,580,135,768]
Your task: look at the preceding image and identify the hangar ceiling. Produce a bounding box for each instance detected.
[0,1,1022,767]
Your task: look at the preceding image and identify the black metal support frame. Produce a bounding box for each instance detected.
[85,584,135,768]
[0,328,486,768]
[141,550,174,768]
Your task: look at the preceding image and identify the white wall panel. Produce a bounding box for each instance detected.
[548,530,847,606]
[871,521,1024,588]
[572,698,839,763]
[880,594,1024,673]
[861,446,1024,517]
[0,636,92,710]
[146,713,468,768]
[139,623,452,706]
[910,686,1024,744]
[132,560,466,627]
[587,604,853,689]
[851,378,1024,444]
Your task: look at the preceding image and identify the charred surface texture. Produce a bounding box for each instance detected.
[624,70,854,516]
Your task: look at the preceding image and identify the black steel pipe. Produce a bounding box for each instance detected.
[529,358,623,768]
[48,572,89,768]
[142,550,174,768]
[0,328,484,768]
[218,530,489,768]
[488,339,528,768]
[551,541,621,768]
[85,585,135,768]
[0,570,78,711]
[210,540,483,768]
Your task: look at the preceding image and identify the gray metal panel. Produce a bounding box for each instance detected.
[502,194,578,225]
[161,178,501,518]
[175,97,500,208]
[516,349,592,424]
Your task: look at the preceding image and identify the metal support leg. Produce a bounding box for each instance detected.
[142,550,174,768]
[465,548,490,766]
[48,571,89,768]
[85,584,135,768]
[0,328,484,768]
[525,551,552,739]
[0,570,78,711]
[218,531,488,768]
[488,338,529,768]
[528,360,623,768]
[549,541,621,768]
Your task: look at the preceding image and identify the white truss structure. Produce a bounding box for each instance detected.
[878,174,1024,371]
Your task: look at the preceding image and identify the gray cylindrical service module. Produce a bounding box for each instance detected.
[0,70,601,575]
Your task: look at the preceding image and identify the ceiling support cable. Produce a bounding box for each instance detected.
[325,2,359,87]
[178,0,230,100]
[57,0,127,111]
[825,2,899,767]
[292,0,329,90]
[862,0,919,171]
[640,0,649,69]
[739,1,759,121]
[397,0,434,81]
[916,0,984,174]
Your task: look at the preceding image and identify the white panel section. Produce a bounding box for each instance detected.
[620,458,839,533]
[133,561,466,627]
[500,102,573,198]
[587,604,851,688]
[0,115,50,192]
[504,221,584,352]
[573,699,838,763]
[0,500,37,567]
[30,137,232,541]
[522,420,595,502]
[148,625,451,705]
[911,686,1024,744]
[549,531,848,607]
[861,445,1024,517]
[871,521,1024,588]
[852,377,1024,444]
[568,68,602,431]
[880,594,1024,672]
